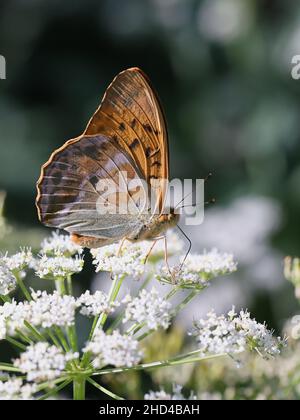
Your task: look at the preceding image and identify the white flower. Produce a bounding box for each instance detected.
[40,231,83,257]
[83,329,142,368]
[91,232,183,279]
[0,300,31,339]
[190,308,286,358]
[156,249,237,289]
[30,290,77,328]
[123,288,172,330]
[2,248,34,272]
[0,291,77,338]
[77,290,119,317]
[91,242,148,279]
[0,378,37,400]
[145,384,196,400]
[0,260,16,296]
[35,254,84,279]
[14,342,78,383]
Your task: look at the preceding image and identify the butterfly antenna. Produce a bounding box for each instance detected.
[174,191,193,210]
[204,171,213,182]
[176,225,192,269]
[176,197,216,210]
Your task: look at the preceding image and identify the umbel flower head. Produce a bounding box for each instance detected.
[0,248,34,296]
[91,232,184,279]
[0,260,16,296]
[0,378,37,400]
[190,307,286,358]
[40,231,83,257]
[156,249,237,289]
[35,254,84,280]
[14,342,78,383]
[83,329,142,368]
[123,287,172,330]
[77,290,119,317]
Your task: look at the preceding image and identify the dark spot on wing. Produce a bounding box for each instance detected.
[83,144,98,157]
[119,122,126,131]
[143,123,153,133]
[145,147,152,158]
[129,139,139,150]
[89,175,99,187]
[52,172,62,185]
[130,118,136,129]
[151,161,161,167]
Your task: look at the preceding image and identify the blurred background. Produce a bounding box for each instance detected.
[1,0,300,399]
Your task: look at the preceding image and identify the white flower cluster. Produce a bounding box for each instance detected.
[30,290,78,328]
[14,342,78,383]
[144,384,196,400]
[0,378,37,400]
[40,231,83,257]
[35,254,84,279]
[0,289,119,339]
[190,308,286,358]
[123,288,172,330]
[0,291,77,338]
[0,249,35,296]
[2,248,34,272]
[83,329,142,368]
[91,233,184,279]
[91,242,148,279]
[77,290,118,317]
[157,249,237,288]
[0,260,16,296]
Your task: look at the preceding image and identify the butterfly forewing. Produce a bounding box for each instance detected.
[85,68,169,215]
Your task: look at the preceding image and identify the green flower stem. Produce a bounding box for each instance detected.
[87,378,124,400]
[98,275,125,329]
[93,352,228,376]
[73,377,86,400]
[0,363,22,373]
[36,376,70,392]
[38,379,72,400]
[15,329,34,345]
[67,326,78,353]
[15,272,32,301]
[46,329,64,350]
[172,290,198,317]
[106,275,151,334]
[55,278,66,295]
[0,295,11,303]
[5,336,27,351]
[67,275,73,295]
[165,286,180,300]
[81,275,125,368]
[54,327,70,352]
[24,321,47,341]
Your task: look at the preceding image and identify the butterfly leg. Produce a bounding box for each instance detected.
[117,237,128,257]
[163,235,177,283]
[144,236,165,264]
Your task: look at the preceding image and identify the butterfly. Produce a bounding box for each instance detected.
[36,68,179,249]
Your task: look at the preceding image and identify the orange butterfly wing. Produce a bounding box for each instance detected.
[84,67,169,215]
